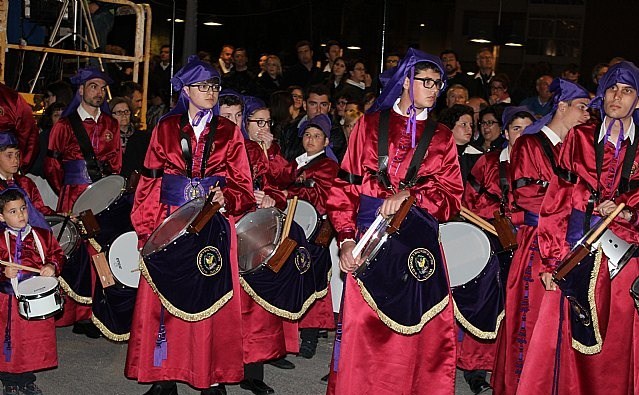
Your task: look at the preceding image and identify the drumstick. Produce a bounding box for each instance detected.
[259,141,268,157]
[56,214,71,242]
[282,196,298,239]
[460,207,498,236]
[0,260,41,274]
[585,203,625,245]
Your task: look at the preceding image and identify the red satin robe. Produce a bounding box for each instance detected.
[519,121,639,395]
[8,175,56,216]
[491,130,562,394]
[459,148,522,372]
[0,227,64,373]
[126,115,254,388]
[0,84,39,170]
[244,139,286,210]
[44,110,121,326]
[326,110,462,395]
[278,154,339,330]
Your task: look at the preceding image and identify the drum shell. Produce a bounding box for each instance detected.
[17,278,64,320]
[93,194,134,247]
[45,215,80,258]
[236,208,284,273]
[92,281,136,339]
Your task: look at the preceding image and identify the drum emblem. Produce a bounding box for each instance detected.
[184,182,205,201]
[294,246,312,274]
[104,130,114,142]
[196,246,223,276]
[407,248,436,281]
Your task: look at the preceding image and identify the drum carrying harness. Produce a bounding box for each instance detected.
[67,112,112,182]
[178,113,218,179]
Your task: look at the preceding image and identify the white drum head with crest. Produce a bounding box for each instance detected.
[142,198,205,258]
[72,175,126,215]
[108,231,141,288]
[440,222,492,288]
[285,199,319,240]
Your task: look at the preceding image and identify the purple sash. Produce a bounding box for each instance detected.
[62,160,92,185]
[566,208,601,247]
[159,174,227,207]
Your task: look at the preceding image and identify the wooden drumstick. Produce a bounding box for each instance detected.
[0,260,41,274]
[460,206,498,236]
[282,196,298,240]
[259,141,268,157]
[586,203,626,245]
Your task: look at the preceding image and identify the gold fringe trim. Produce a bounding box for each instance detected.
[91,315,130,342]
[453,298,504,340]
[239,268,332,320]
[356,278,449,335]
[571,247,604,355]
[140,258,233,322]
[58,277,92,304]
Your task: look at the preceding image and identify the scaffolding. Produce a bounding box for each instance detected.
[0,0,152,129]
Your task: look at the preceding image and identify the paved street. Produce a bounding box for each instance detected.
[35,326,482,395]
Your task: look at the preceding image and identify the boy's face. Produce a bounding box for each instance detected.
[0,199,28,229]
[302,126,329,156]
[0,148,21,178]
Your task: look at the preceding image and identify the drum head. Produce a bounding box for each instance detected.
[46,215,80,257]
[72,175,126,215]
[235,208,283,272]
[440,222,492,288]
[142,198,205,257]
[108,231,140,288]
[285,199,319,240]
[17,276,59,296]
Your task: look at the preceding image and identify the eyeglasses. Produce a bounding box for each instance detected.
[478,120,499,127]
[490,85,505,91]
[114,110,131,116]
[414,77,444,90]
[248,119,273,128]
[291,94,303,100]
[189,83,220,93]
[455,121,474,129]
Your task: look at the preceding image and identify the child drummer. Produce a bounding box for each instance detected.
[0,189,64,395]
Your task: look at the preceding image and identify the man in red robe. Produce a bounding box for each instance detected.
[0,83,39,171]
[326,48,462,395]
[491,78,591,394]
[43,68,121,337]
[519,62,639,395]
[126,56,254,395]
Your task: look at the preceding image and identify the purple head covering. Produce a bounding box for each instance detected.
[161,55,222,125]
[241,96,267,139]
[523,78,591,135]
[298,114,338,162]
[0,131,18,148]
[367,48,446,148]
[502,106,534,131]
[0,186,50,231]
[590,61,639,124]
[61,67,113,118]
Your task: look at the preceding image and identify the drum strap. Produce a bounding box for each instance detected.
[178,114,219,179]
[67,112,106,183]
[337,169,363,185]
[376,110,437,191]
[467,173,502,203]
[498,159,510,213]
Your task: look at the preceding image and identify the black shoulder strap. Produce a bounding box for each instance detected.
[178,113,218,178]
[377,110,392,190]
[68,112,103,182]
[619,131,639,194]
[400,117,437,189]
[201,116,218,177]
[498,158,510,207]
[533,132,558,172]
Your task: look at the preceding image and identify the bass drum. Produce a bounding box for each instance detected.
[440,221,506,338]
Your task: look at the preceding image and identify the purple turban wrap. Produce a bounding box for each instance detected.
[523,78,591,135]
[61,67,113,118]
[590,60,639,124]
[298,114,338,162]
[241,96,267,139]
[502,106,534,131]
[367,48,446,148]
[0,131,18,148]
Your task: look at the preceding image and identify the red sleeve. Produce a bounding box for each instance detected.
[246,140,287,210]
[221,127,257,216]
[462,153,501,220]
[267,143,291,182]
[287,158,339,216]
[15,94,39,171]
[18,175,56,215]
[40,228,65,276]
[510,134,557,214]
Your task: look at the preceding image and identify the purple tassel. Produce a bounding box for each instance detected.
[332,332,341,373]
[3,298,11,362]
[153,307,167,367]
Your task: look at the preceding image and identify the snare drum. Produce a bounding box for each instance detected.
[235,208,284,274]
[440,222,505,338]
[285,199,320,241]
[142,198,233,321]
[17,277,63,320]
[73,175,133,246]
[107,231,140,288]
[46,215,80,257]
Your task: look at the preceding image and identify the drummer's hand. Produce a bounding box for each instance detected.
[379,190,411,218]
[339,240,361,273]
[596,200,629,220]
[259,194,276,209]
[209,186,225,207]
[258,131,274,150]
[40,264,55,277]
[59,213,79,223]
[540,272,557,291]
[4,266,17,279]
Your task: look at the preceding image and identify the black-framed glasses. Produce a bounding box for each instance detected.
[189,83,221,93]
[478,120,499,127]
[114,110,131,116]
[248,119,273,128]
[414,77,444,90]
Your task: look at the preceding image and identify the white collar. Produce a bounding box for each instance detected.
[499,146,510,163]
[463,145,483,155]
[187,111,208,140]
[0,174,14,182]
[77,104,101,122]
[597,116,636,144]
[474,71,495,80]
[296,150,325,167]
[218,59,232,74]
[392,98,429,120]
[5,225,32,241]
[345,79,365,90]
[541,126,562,146]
